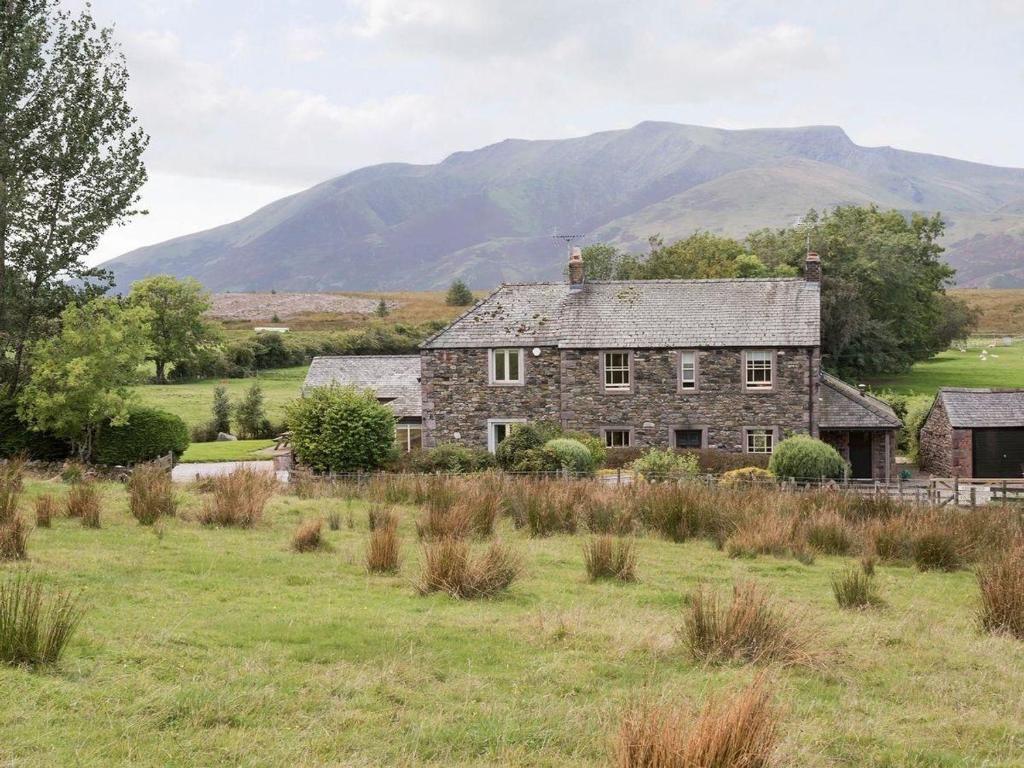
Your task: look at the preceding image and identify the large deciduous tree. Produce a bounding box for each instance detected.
[129,275,216,383]
[18,298,151,460]
[0,0,148,396]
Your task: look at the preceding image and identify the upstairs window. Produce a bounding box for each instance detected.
[603,351,631,392]
[490,348,523,385]
[679,351,697,391]
[746,428,775,454]
[745,350,773,390]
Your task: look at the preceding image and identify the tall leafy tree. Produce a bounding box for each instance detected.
[610,233,783,281]
[745,206,977,376]
[578,244,623,280]
[18,298,151,460]
[129,275,216,383]
[0,0,148,396]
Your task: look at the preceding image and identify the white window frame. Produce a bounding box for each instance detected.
[489,348,525,386]
[601,427,633,448]
[602,350,632,393]
[745,427,776,454]
[487,418,527,453]
[678,350,698,392]
[395,425,422,453]
[744,349,774,391]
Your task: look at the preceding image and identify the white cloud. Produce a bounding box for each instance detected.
[284,26,329,63]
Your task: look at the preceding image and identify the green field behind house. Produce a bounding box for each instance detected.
[2,481,1022,766]
[866,340,1024,396]
[179,439,275,463]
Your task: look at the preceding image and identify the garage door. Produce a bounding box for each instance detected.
[972,428,1024,478]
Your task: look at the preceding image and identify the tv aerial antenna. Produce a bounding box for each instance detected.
[552,231,586,258]
[793,215,815,254]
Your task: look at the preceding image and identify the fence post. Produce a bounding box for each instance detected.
[617,468,621,486]
[970,486,976,508]
[953,476,959,506]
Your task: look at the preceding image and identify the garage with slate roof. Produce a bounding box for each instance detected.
[919,388,1024,478]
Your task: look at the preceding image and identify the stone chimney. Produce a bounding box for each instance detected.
[568,246,585,290]
[805,251,821,283]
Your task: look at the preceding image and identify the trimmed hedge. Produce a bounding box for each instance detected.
[543,438,598,475]
[0,400,72,460]
[768,435,848,480]
[404,444,496,473]
[93,407,190,465]
[287,386,396,473]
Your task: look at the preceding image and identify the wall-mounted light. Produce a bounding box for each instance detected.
[532,347,541,357]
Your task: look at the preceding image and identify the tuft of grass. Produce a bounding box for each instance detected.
[0,513,30,560]
[67,482,101,528]
[290,518,324,553]
[368,504,398,532]
[198,468,276,527]
[681,581,814,667]
[804,513,854,555]
[912,530,961,572]
[327,510,341,531]
[0,572,83,667]
[583,535,637,582]
[0,458,25,523]
[977,547,1024,639]
[831,568,883,609]
[128,463,177,525]
[34,494,57,529]
[615,676,781,768]
[366,518,401,574]
[860,554,877,576]
[725,511,794,560]
[416,539,522,599]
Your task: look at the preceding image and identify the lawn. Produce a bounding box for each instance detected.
[2,481,1023,766]
[865,340,1024,396]
[179,439,275,463]
[133,366,308,429]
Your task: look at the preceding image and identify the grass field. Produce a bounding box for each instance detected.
[2,480,1023,766]
[134,367,307,429]
[866,339,1024,395]
[179,439,275,463]
[951,288,1024,336]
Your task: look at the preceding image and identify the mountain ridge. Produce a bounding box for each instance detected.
[103,122,1024,291]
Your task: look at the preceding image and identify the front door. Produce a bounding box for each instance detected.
[848,432,873,479]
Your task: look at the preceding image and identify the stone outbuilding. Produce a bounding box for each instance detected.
[919,388,1024,478]
[818,373,901,481]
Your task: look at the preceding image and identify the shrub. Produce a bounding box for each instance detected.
[445,278,474,306]
[366,519,401,574]
[0,572,83,667]
[198,468,276,527]
[0,401,70,461]
[912,530,961,572]
[35,495,57,529]
[615,677,780,768]
[603,446,644,470]
[583,536,637,581]
[543,438,598,476]
[719,467,775,488]
[831,569,883,609]
[291,518,324,552]
[287,386,397,473]
[67,482,101,528]
[977,547,1024,639]
[93,407,189,465]
[768,435,848,480]
[212,385,232,434]
[494,422,561,472]
[681,581,812,666]
[563,431,606,470]
[407,443,494,473]
[629,448,699,481]
[687,448,771,475]
[235,383,271,439]
[191,420,220,443]
[128,463,177,525]
[804,513,854,555]
[416,539,522,599]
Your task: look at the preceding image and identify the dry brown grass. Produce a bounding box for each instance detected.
[415,480,500,540]
[682,581,816,667]
[198,468,276,527]
[977,546,1024,639]
[0,514,30,560]
[67,483,101,528]
[128,463,177,525]
[615,676,781,768]
[366,518,401,574]
[291,518,325,552]
[583,535,637,581]
[950,288,1024,335]
[33,495,57,529]
[725,510,798,560]
[416,539,523,599]
[0,460,28,560]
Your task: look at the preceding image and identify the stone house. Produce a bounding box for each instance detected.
[919,388,1024,478]
[417,249,900,478]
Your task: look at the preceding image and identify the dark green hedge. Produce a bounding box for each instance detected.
[0,400,72,460]
[93,407,190,466]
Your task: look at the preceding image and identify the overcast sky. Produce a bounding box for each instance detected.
[80,0,1024,265]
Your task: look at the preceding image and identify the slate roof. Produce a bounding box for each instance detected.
[302,355,422,419]
[421,278,820,349]
[819,373,902,430]
[936,388,1024,428]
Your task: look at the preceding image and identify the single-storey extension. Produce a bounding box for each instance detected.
[919,388,1024,478]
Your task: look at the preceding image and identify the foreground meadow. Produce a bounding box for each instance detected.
[2,478,1023,767]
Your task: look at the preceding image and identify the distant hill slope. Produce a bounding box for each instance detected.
[103,122,1024,291]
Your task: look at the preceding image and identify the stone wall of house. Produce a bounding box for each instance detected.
[559,347,819,450]
[918,399,972,476]
[420,347,562,448]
